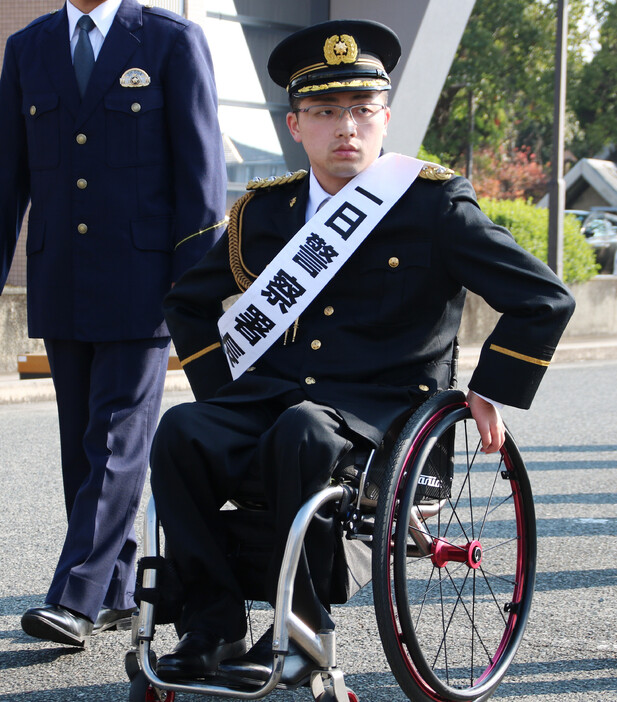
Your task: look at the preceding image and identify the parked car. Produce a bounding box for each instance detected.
[583,208,617,275]
[565,209,590,226]
[566,208,617,275]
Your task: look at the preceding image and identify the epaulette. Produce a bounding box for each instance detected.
[141,4,189,25]
[246,170,308,191]
[228,170,307,290]
[419,162,456,181]
[14,10,58,35]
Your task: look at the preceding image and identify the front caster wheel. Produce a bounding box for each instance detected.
[128,667,175,702]
[128,670,148,702]
[315,690,358,702]
[311,669,358,701]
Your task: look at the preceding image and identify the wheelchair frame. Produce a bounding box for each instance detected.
[126,389,536,702]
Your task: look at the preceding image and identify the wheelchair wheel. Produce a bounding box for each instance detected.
[128,669,175,702]
[315,691,358,702]
[126,650,174,702]
[372,390,536,702]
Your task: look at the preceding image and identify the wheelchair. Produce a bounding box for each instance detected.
[125,388,536,702]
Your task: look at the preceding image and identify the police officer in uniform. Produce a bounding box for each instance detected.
[0,0,226,647]
[148,19,575,682]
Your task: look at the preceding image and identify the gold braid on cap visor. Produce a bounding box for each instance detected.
[294,78,390,94]
[288,57,390,94]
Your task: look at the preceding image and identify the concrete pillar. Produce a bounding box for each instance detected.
[330,0,476,158]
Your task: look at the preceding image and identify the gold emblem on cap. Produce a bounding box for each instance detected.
[120,68,151,88]
[324,34,358,65]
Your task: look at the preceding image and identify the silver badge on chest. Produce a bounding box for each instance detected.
[119,68,151,88]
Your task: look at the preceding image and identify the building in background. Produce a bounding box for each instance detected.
[223,135,286,209]
[538,158,617,211]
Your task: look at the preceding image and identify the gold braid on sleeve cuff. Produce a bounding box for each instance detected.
[489,344,551,367]
[180,342,221,367]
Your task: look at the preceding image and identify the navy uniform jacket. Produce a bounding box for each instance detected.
[0,0,226,340]
[163,170,575,445]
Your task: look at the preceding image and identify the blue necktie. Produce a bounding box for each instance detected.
[74,15,96,98]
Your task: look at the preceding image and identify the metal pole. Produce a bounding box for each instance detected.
[547,0,568,278]
[466,90,475,182]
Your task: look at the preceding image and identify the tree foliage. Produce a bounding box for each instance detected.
[570,0,617,157]
[423,0,593,170]
[479,198,600,283]
[472,146,548,201]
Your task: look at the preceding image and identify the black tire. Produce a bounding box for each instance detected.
[125,651,141,682]
[128,670,149,702]
[315,688,359,702]
[372,390,536,701]
[125,649,157,682]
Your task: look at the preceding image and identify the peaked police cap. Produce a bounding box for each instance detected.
[268,19,401,98]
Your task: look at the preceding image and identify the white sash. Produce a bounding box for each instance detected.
[218,153,424,379]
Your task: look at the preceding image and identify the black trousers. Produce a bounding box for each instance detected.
[149,389,357,640]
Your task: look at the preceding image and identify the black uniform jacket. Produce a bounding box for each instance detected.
[164,171,575,446]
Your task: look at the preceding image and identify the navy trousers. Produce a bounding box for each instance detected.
[44,338,169,622]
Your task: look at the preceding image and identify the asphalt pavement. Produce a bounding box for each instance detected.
[0,357,616,701]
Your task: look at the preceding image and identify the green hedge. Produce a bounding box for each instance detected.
[478,198,599,284]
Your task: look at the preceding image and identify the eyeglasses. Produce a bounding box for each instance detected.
[293,103,387,125]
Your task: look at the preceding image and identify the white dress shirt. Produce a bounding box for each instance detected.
[305,169,332,223]
[67,0,123,61]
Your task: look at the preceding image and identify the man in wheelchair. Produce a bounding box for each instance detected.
[148,18,575,685]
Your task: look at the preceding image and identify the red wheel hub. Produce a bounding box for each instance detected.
[431,539,483,569]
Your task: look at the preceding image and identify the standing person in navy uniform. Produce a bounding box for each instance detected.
[148,19,575,682]
[0,0,226,647]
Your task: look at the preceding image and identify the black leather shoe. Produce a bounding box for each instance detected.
[21,604,93,647]
[219,626,314,688]
[157,631,246,681]
[92,607,136,634]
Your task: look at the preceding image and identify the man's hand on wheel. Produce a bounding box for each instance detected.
[467,390,505,454]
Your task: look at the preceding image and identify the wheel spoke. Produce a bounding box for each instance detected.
[442,565,497,665]
[478,453,506,541]
[478,565,510,626]
[417,485,517,553]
